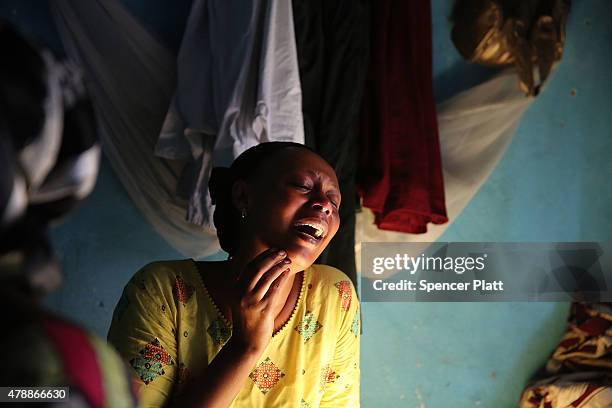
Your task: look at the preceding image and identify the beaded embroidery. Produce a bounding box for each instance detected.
[130,338,174,384]
[173,276,195,305]
[295,311,322,343]
[320,364,339,389]
[334,280,352,311]
[207,318,232,345]
[249,357,285,394]
[351,309,360,337]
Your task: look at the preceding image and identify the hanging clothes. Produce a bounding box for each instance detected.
[157,0,305,228]
[292,0,370,287]
[52,0,541,271]
[355,68,535,275]
[358,0,448,235]
[450,0,571,96]
[51,0,220,258]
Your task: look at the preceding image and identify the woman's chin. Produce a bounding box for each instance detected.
[261,232,329,268]
[284,246,319,271]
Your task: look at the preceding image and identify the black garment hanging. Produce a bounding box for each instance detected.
[292,0,370,289]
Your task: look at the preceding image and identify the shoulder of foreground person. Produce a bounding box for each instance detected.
[107,260,200,407]
[309,263,356,288]
[308,263,359,309]
[309,264,361,408]
[109,259,202,330]
[126,259,199,294]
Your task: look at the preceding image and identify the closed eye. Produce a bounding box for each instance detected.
[293,183,311,191]
[328,195,340,208]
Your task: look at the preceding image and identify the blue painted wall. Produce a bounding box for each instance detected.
[2,0,611,407]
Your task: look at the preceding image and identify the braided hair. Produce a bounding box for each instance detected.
[209,142,317,256]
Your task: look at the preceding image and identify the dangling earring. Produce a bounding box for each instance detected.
[240,208,247,220]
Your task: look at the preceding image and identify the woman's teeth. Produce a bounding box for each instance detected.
[295,223,324,239]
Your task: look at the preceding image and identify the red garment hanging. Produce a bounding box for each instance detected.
[358,0,448,233]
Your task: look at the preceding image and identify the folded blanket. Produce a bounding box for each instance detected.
[520,303,612,407]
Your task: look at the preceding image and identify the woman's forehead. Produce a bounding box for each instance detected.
[277,148,338,182]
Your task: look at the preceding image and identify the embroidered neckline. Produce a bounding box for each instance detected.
[272,267,307,339]
[190,260,232,330]
[189,259,308,339]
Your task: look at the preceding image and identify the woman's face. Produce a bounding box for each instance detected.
[240,148,341,271]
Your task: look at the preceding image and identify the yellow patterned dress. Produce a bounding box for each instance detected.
[107,260,360,408]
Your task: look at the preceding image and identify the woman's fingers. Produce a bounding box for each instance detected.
[252,259,291,301]
[239,248,287,292]
[230,250,292,351]
[247,256,289,293]
[261,270,290,304]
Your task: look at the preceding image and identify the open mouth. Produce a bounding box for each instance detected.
[293,220,326,244]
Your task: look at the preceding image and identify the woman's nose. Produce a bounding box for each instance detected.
[311,192,332,215]
[312,202,331,215]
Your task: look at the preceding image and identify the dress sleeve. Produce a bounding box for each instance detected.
[107,263,179,408]
[320,279,361,407]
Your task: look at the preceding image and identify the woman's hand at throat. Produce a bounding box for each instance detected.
[228,247,293,354]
